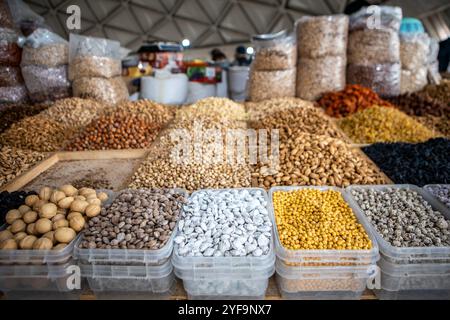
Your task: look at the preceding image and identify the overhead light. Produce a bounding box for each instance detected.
[246,47,254,55]
[182,39,190,47]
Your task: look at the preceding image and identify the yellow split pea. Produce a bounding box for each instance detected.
[273,189,372,250]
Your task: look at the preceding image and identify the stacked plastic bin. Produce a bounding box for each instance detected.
[346,185,450,300]
[73,189,186,299]
[172,188,276,300]
[269,186,380,300]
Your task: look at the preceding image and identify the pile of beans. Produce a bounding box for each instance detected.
[0,191,37,225]
[338,106,438,144]
[251,106,349,142]
[273,189,372,250]
[350,188,450,247]
[318,85,393,118]
[0,146,45,188]
[0,103,48,134]
[245,98,314,121]
[175,189,272,257]
[362,138,450,186]
[425,185,450,209]
[81,189,186,250]
[252,132,388,189]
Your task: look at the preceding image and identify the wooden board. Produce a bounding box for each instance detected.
[0,149,149,192]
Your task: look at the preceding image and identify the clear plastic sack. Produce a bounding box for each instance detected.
[296,14,349,59]
[401,67,428,94]
[21,28,68,67]
[428,38,439,64]
[400,33,430,70]
[348,28,400,65]
[0,84,27,104]
[252,30,297,70]
[0,65,23,86]
[21,65,70,103]
[72,76,129,105]
[296,56,346,101]
[347,63,401,98]
[7,0,46,36]
[0,0,13,28]
[349,5,402,32]
[0,27,21,66]
[248,68,296,102]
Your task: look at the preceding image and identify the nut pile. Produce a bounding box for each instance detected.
[0,114,75,152]
[175,189,272,257]
[0,185,108,251]
[318,85,393,118]
[413,115,450,138]
[0,146,45,188]
[252,132,388,189]
[0,191,37,226]
[251,106,349,142]
[0,103,48,134]
[273,189,372,250]
[115,100,175,124]
[362,138,450,186]
[350,188,450,247]
[177,97,247,121]
[65,112,162,151]
[425,185,450,209]
[246,98,314,121]
[388,92,450,117]
[418,80,450,106]
[338,106,438,144]
[80,189,185,250]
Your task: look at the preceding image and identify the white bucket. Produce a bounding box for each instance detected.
[228,66,249,102]
[215,70,228,98]
[140,72,188,105]
[186,82,216,104]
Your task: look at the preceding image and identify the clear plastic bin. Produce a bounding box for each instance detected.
[375,289,450,300]
[268,186,380,266]
[74,188,187,266]
[424,184,450,210]
[346,185,450,264]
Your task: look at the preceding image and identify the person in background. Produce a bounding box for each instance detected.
[438,38,450,72]
[210,48,230,69]
[233,46,252,66]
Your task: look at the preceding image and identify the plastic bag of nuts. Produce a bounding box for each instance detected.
[296,15,349,59]
[72,76,129,105]
[401,67,428,94]
[0,85,28,104]
[0,65,23,86]
[347,63,401,98]
[349,5,402,32]
[0,27,21,66]
[400,33,430,71]
[0,0,14,28]
[296,56,346,101]
[252,30,297,71]
[248,68,296,102]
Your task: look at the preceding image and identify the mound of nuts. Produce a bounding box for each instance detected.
[0,185,108,251]
[114,100,175,125]
[245,98,315,121]
[80,189,186,250]
[252,132,388,189]
[176,97,247,121]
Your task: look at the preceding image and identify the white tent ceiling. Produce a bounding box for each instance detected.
[24,0,450,51]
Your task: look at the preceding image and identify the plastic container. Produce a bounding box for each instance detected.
[424,184,450,210]
[346,185,450,264]
[74,188,187,266]
[276,259,376,300]
[228,66,249,102]
[375,289,450,300]
[268,186,380,266]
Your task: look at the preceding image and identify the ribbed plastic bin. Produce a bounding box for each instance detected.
[268,186,380,266]
[276,259,375,300]
[73,188,187,266]
[375,289,450,300]
[79,260,175,299]
[172,188,275,299]
[0,260,82,300]
[346,185,450,264]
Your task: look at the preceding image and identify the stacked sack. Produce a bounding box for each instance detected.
[347,6,402,98]
[20,28,71,103]
[0,1,27,107]
[69,34,128,105]
[399,32,430,94]
[248,30,297,102]
[295,15,349,101]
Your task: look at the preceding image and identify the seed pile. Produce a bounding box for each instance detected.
[425,185,450,209]
[350,188,450,247]
[252,132,388,189]
[362,138,450,186]
[81,189,185,250]
[246,98,314,121]
[0,185,108,251]
[0,103,49,134]
[338,106,438,144]
[273,189,372,250]
[251,106,349,142]
[175,189,272,257]
[0,146,45,188]
[0,114,75,152]
[0,191,37,226]
[318,85,393,118]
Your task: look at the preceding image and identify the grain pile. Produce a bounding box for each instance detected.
[0,146,45,188]
[252,132,388,189]
[318,85,393,118]
[0,103,48,134]
[338,106,438,143]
